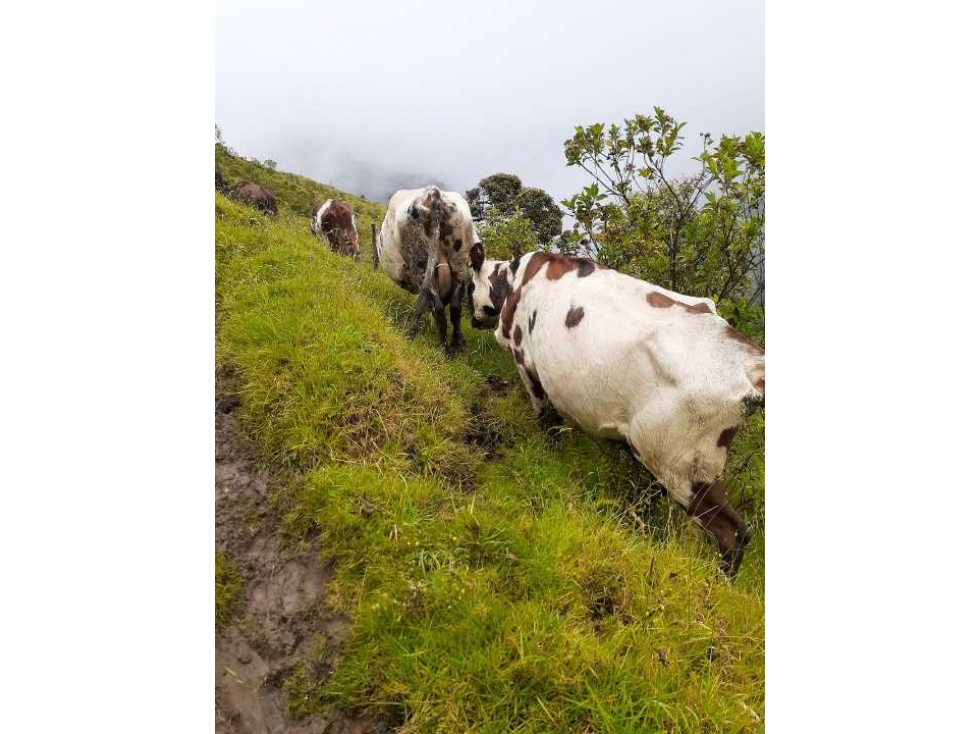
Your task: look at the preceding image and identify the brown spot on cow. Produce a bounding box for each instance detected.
[520,252,550,285]
[546,257,578,280]
[646,290,713,314]
[725,326,764,355]
[647,291,676,308]
[513,324,523,346]
[512,348,525,365]
[520,252,597,285]
[717,427,739,451]
[500,286,522,339]
[565,305,585,328]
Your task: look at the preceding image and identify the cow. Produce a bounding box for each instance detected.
[310,199,359,259]
[467,246,765,577]
[229,180,278,217]
[377,185,480,353]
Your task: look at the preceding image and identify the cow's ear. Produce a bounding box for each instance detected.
[470,242,485,272]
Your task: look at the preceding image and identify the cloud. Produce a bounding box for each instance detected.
[217,0,763,208]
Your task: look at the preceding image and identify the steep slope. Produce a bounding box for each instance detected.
[215,154,765,733]
[216,144,386,245]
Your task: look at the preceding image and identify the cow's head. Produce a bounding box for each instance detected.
[468,243,510,329]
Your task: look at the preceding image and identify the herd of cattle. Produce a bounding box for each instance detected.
[219,177,766,577]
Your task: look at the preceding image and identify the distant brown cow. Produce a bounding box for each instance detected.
[230,181,277,216]
[310,199,359,259]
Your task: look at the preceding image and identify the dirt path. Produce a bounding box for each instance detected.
[215,386,384,734]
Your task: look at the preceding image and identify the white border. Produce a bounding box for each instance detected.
[767,1,978,731]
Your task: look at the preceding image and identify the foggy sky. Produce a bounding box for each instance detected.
[216,0,763,207]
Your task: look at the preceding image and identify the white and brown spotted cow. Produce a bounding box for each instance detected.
[377,185,480,352]
[311,199,359,260]
[468,246,765,576]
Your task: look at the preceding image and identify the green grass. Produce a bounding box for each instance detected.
[215,152,765,732]
[216,143,386,243]
[215,550,242,629]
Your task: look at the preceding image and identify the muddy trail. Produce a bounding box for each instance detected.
[215,384,386,734]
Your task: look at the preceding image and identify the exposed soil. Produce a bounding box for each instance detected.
[215,382,385,734]
[484,374,511,396]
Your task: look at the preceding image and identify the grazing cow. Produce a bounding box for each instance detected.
[310,199,359,259]
[377,185,480,352]
[229,180,278,217]
[468,246,765,577]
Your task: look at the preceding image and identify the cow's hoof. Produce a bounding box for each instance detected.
[447,337,467,355]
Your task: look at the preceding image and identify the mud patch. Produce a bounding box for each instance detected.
[485,374,510,396]
[215,381,386,734]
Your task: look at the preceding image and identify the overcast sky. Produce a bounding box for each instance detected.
[216,0,763,206]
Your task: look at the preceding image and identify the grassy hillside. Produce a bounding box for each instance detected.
[215,143,386,241]
[215,154,765,732]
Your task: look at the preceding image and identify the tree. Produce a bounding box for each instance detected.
[477,206,537,261]
[472,173,522,215]
[467,173,562,248]
[561,108,765,335]
[263,159,278,171]
[515,188,562,245]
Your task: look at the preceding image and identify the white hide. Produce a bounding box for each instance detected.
[377,187,479,295]
[310,199,333,234]
[470,254,764,509]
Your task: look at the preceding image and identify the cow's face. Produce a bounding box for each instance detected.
[468,243,507,329]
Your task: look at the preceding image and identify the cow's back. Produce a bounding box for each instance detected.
[513,263,762,436]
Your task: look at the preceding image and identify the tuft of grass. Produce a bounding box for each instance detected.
[215,153,766,732]
[215,550,242,629]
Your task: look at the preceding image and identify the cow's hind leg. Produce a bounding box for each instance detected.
[686,479,751,578]
[432,303,448,348]
[447,282,466,353]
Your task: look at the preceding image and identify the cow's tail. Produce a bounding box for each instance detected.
[430,187,443,239]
